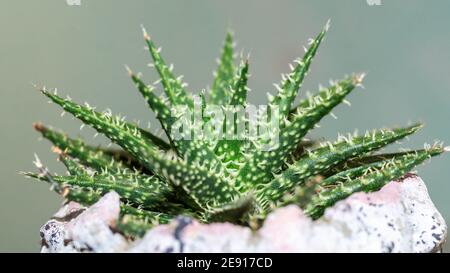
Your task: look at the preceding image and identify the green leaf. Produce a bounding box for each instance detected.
[27,172,173,211]
[214,60,250,167]
[270,21,329,118]
[41,90,239,210]
[184,140,229,175]
[62,187,102,206]
[34,123,131,173]
[210,31,235,105]
[41,89,167,172]
[116,215,160,238]
[142,26,193,107]
[236,74,363,190]
[127,70,178,147]
[304,145,447,219]
[257,124,422,206]
[229,59,250,105]
[152,156,240,210]
[121,205,175,224]
[321,150,416,178]
[129,71,226,175]
[280,152,419,209]
[58,154,89,176]
[120,205,176,238]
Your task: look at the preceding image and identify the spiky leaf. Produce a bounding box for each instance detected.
[257,124,422,206]
[34,123,131,173]
[270,21,329,118]
[236,74,363,189]
[210,31,235,105]
[142,27,193,107]
[304,145,446,219]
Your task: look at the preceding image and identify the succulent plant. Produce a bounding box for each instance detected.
[25,22,447,238]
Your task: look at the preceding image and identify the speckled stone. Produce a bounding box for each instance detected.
[256,174,447,252]
[40,192,128,253]
[40,175,447,253]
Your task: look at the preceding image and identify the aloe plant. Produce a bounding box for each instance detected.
[25,22,447,238]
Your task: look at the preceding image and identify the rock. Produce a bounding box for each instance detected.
[40,192,128,253]
[40,175,447,253]
[256,174,447,252]
[128,217,257,253]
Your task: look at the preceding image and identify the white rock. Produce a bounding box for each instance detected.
[256,175,447,252]
[40,192,128,253]
[128,218,257,253]
[40,175,447,253]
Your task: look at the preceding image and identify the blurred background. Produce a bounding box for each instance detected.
[1,0,449,252]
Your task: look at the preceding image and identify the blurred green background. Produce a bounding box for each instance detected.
[1,0,449,252]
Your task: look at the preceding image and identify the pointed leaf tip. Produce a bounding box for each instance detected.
[124,65,133,76]
[33,153,43,169]
[352,73,366,85]
[411,122,424,131]
[325,19,331,31]
[33,122,46,132]
[141,24,150,41]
